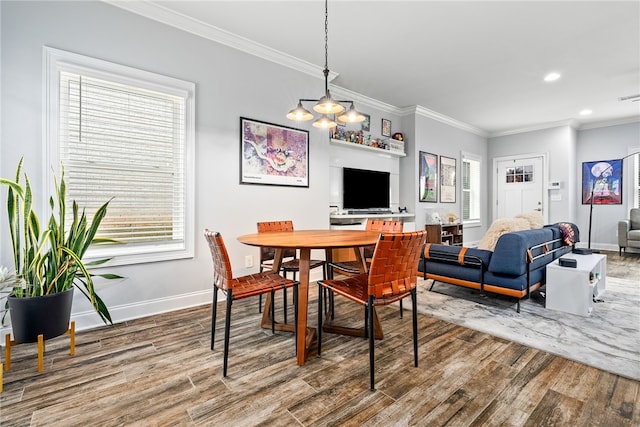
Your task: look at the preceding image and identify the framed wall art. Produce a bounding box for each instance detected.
[240,117,309,187]
[581,159,623,204]
[419,151,438,202]
[361,114,371,132]
[381,118,391,137]
[440,156,456,203]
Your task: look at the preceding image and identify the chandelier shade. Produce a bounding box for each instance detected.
[287,0,365,127]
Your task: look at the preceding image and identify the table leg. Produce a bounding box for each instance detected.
[296,248,311,365]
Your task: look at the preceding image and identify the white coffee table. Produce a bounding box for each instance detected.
[545,253,606,316]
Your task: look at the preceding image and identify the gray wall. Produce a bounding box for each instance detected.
[576,122,640,251]
[489,122,640,250]
[407,114,489,245]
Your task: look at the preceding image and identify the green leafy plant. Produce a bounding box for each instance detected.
[1,157,121,324]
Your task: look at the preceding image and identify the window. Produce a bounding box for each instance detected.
[462,152,481,225]
[44,47,195,266]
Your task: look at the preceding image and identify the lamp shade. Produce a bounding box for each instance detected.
[286,101,314,121]
[337,103,366,123]
[312,114,337,129]
[313,92,345,115]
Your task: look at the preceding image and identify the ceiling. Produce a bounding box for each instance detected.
[122,1,639,136]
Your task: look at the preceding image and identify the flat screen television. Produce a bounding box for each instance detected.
[342,167,390,210]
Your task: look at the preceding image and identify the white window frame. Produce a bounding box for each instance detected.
[461,151,482,228]
[43,46,195,266]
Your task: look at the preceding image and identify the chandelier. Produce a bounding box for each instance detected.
[286,0,365,129]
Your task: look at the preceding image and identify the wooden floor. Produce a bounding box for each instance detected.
[1,251,639,426]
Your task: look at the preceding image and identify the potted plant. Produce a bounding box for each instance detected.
[0,158,121,343]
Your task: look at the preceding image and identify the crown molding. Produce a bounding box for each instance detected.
[399,105,488,137]
[577,116,640,131]
[489,119,578,138]
[103,0,337,81]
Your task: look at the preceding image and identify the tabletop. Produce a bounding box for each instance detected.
[237,229,382,249]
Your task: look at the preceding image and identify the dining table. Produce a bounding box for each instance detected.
[237,229,382,366]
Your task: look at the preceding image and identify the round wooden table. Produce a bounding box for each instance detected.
[238,229,381,365]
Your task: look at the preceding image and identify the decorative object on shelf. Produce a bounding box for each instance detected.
[381,118,391,137]
[440,156,457,203]
[0,158,121,349]
[240,117,309,187]
[392,132,404,141]
[419,151,438,202]
[285,0,365,129]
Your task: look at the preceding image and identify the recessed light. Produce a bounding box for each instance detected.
[580,109,593,116]
[544,72,561,82]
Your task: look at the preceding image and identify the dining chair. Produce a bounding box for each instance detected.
[317,229,427,390]
[256,220,327,322]
[327,219,405,317]
[204,229,298,377]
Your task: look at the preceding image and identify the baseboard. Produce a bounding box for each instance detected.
[0,269,326,342]
[1,289,213,342]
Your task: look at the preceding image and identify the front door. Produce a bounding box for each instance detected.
[495,156,545,221]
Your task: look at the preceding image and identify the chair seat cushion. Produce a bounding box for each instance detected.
[230,271,296,299]
[628,229,640,240]
[281,259,325,271]
[328,260,366,275]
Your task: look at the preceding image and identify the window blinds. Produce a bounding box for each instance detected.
[58,71,186,244]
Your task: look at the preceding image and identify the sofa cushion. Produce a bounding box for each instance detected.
[488,228,554,276]
[477,217,530,251]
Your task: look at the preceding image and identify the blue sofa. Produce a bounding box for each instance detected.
[418,223,579,311]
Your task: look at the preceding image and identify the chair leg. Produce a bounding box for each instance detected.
[258,294,263,313]
[317,283,323,356]
[363,305,369,339]
[399,299,403,318]
[223,294,232,377]
[211,287,218,350]
[368,296,375,390]
[283,287,288,324]
[271,289,276,334]
[411,289,418,367]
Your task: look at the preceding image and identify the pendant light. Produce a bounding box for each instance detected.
[287,0,365,129]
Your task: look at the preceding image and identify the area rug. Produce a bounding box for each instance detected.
[415,276,640,381]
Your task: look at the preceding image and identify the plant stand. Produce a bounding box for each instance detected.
[4,321,75,373]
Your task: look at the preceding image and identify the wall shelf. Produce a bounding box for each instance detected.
[330,138,406,157]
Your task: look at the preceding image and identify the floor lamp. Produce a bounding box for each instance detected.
[587,152,639,249]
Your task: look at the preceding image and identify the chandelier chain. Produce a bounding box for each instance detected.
[324,0,329,71]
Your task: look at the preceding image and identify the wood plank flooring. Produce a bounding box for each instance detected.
[1,251,639,426]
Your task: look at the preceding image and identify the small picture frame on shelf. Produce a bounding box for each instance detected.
[361,114,371,131]
[381,118,391,137]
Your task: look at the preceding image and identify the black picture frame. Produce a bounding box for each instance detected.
[419,151,438,202]
[381,118,391,137]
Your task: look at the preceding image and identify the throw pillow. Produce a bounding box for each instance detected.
[478,217,530,251]
[515,211,544,229]
[557,222,577,245]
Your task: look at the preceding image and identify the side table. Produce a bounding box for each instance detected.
[546,253,606,316]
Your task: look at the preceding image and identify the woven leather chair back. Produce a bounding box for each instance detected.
[204,229,234,291]
[367,230,427,299]
[257,220,297,261]
[363,219,404,259]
